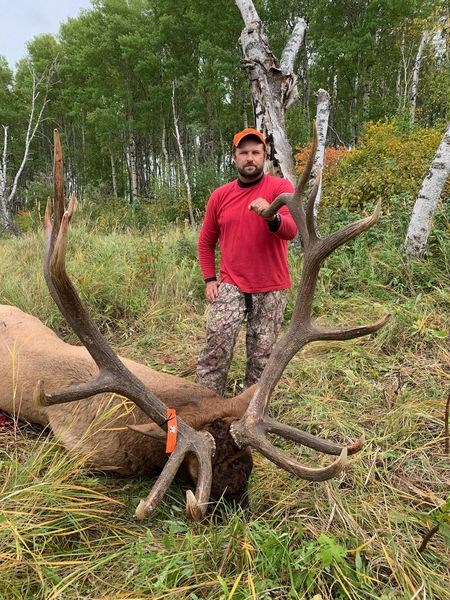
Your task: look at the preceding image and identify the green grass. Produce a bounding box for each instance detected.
[0,196,448,598]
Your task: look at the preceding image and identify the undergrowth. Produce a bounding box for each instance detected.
[0,194,448,598]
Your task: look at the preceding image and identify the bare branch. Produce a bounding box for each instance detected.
[7,62,53,205]
[280,18,307,75]
[235,0,260,25]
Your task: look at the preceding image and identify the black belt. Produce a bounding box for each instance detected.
[244,292,253,314]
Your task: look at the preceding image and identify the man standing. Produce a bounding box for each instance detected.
[196,128,297,395]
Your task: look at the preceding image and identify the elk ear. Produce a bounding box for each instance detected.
[128,422,166,442]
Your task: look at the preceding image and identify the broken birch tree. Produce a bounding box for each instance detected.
[404,123,450,258]
[235,0,307,184]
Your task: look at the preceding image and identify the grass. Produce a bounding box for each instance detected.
[0,195,449,598]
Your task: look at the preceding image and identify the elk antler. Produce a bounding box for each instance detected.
[230,123,390,479]
[37,129,216,521]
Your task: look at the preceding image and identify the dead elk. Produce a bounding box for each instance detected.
[0,303,254,508]
[0,127,389,520]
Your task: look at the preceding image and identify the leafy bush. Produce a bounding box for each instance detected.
[295,143,349,179]
[308,120,450,211]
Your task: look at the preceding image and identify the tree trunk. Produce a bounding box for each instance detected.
[0,130,18,235]
[301,45,310,121]
[404,123,450,258]
[363,64,372,120]
[350,75,359,146]
[161,119,170,187]
[110,149,118,197]
[235,0,306,184]
[172,83,195,227]
[127,132,138,203]
[410,31,429,124]
[398,30,408,111]
[310,89,331,221]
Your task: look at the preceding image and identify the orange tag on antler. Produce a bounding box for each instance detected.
[165,408,177,454]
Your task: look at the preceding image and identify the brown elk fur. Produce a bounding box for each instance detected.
[0,304,253,500]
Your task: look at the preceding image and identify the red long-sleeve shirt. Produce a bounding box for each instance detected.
[198,174,297,293]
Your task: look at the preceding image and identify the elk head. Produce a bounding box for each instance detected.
[37,126,389,520]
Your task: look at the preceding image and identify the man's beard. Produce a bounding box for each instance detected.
[237,164,264,180]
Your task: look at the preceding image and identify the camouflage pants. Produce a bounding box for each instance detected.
[196,283,288,395]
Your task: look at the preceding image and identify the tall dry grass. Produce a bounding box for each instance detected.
[0,195,448,598]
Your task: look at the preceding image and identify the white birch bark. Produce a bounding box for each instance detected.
[0,125,8,201]
[172,83,195,227]
[309,89,330,221]
[350,75,359,146]
[404,123,450,258]
[0,126,16,233]
[410,31,429,124]
[398,30,408,111]
[235,0,306,185]
[110,149,118,197]
[280,18,307,109]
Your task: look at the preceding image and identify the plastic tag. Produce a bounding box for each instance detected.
[165,408,177,453]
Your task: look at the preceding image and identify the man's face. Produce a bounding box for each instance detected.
[233,139,266,181]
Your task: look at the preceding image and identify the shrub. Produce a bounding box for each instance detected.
[304,120,450,212]
[295,144,349,179]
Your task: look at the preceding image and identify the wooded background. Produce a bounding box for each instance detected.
[0,0,448,214]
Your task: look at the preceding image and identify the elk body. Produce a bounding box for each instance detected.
[0,304,254,504]
[0,127,389,520]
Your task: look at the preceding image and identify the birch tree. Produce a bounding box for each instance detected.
[410,30,429,124]
[404,123,450,258]
[172,83,195,227]
[0,64,52,235]
[310,89,331,220]
[235,0,307,184]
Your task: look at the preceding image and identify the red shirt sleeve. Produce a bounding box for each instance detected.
[198,190,220,280]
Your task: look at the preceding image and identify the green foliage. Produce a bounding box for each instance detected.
[0,56,14,126]
[2,0,447,217]
[323,120,450,211]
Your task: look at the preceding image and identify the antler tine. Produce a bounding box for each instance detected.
[265,417,364,456]
[296,121,318,202]
[261,122,319,243]
[39,129,215,520]
[135,430,215,521]
[304,167,322,241]
[231,124,390,483]
[52,129,65,243]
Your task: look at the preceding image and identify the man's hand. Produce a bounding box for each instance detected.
[205,280,219,303]
[248,197,276,221]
